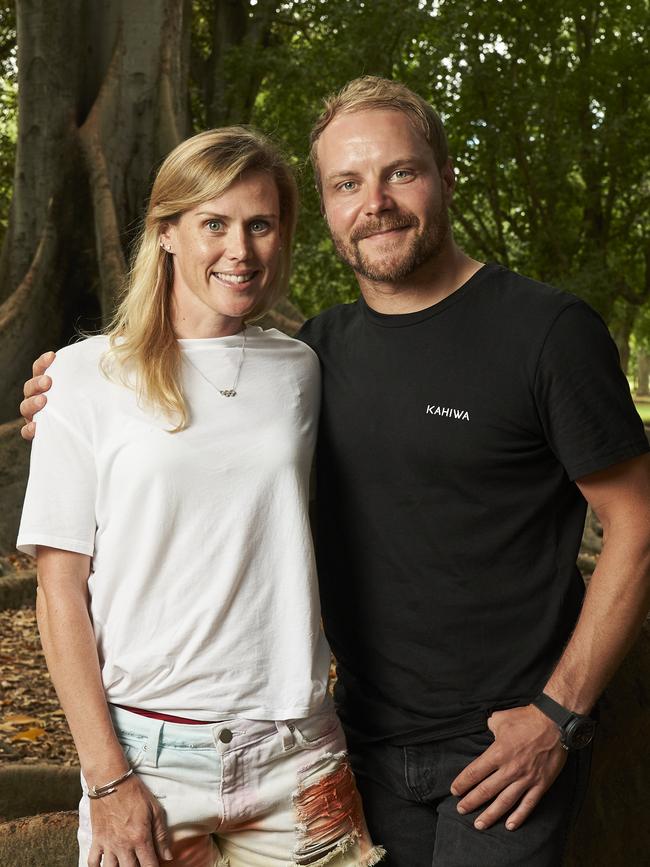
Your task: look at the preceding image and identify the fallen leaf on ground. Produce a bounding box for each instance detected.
[10,727,46,742]
[1,714,44,727]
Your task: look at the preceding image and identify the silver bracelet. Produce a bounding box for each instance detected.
[87,767,134,799]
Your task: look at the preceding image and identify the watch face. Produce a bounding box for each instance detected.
[564,717,596,750]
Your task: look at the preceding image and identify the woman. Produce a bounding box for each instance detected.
[17,127,384,867]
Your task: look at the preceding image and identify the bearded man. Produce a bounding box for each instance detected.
[296,77,650,867]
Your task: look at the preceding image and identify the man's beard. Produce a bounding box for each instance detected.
[329,204,450,283]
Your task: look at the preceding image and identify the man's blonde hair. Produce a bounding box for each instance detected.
[103,127,298,431]
[310,76,449,194]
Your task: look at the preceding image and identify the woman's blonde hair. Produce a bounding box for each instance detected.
[103,126,298,430]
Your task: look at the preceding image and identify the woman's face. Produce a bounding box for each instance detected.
[162,171,282,338]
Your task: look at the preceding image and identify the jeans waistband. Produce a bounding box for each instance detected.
[109,696,335,752]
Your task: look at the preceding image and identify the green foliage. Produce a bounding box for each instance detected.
[2,0,649,333]
[420,0,650,324]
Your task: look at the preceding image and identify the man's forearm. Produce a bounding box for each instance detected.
[544,524,650,714]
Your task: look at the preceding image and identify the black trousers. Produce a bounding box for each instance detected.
[346,727,592,867]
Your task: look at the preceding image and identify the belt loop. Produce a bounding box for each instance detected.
[143,719,164,768]
[276,720,296,751]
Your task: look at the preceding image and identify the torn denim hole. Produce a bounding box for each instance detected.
[292,751,385,866]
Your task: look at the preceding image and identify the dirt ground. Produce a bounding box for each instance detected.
[0,605,77,765]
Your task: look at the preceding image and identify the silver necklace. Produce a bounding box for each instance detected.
[183,330,247,397]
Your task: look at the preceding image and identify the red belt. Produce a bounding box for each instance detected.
[113,704,220,725]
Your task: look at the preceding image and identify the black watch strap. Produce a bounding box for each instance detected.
[532,693,575,728]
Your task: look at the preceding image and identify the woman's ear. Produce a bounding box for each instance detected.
[159,223,174,253]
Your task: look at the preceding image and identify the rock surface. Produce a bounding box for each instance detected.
[0,811,78,866]
[0,764,80,821]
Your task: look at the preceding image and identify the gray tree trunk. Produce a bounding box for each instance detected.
[0,0,190,422]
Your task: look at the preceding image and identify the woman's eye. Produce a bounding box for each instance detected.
[338,180,357,192]
[207,220,223,231]
[250,221,270,233]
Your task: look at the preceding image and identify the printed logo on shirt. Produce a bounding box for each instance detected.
[426,404,470,421]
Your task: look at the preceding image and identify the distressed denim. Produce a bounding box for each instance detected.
[78,700,385,867]
[345,726,592,867]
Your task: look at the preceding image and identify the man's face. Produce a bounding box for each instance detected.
[316,109,454,285]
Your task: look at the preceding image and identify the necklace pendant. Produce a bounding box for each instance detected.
[219,389,236,397]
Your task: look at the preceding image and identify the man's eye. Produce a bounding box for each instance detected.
[339,181,357,192]
[391,170,413,181]
[207,220,223,231]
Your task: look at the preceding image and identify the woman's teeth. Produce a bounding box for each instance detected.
[215,272,254,284]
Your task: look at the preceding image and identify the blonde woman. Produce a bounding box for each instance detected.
[17,128,383,867]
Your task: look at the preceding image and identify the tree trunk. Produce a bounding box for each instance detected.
[637,349,650,396]
[204,0,276,127]
[0,0,191,422]
[611,303,635,376]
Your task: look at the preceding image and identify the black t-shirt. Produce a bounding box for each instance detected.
[298,263,649,744]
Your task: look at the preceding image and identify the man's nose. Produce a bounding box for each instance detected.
[363,181,394,215]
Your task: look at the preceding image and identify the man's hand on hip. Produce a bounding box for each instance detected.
[450,705,567,832]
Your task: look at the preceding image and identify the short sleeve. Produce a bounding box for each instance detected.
[533,301,649,481]
[17,349,97,557]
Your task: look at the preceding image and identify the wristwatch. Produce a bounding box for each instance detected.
[531,693,596,751]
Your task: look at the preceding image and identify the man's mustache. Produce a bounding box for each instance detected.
[351,214,419,242]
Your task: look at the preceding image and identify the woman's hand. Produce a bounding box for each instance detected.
[88,773,173,866]
[20,350,55,440]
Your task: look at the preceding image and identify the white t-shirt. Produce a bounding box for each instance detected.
[18,327,331,720]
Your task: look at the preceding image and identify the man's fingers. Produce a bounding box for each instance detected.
[504,784,548,831]
[456,767,512,814]
[450,746,500,797]
[32,351,55,378]
[20,393,47,424]
[20,421,36,441]
[23,375,51,400]
[471,779,529,830]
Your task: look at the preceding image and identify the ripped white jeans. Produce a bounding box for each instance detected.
[78,700,385,867]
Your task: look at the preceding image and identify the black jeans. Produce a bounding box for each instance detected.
[346,727,592,867]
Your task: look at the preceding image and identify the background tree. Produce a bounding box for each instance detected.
[404,0,650,369]
[0,0,192,420]
[1,0,649,408]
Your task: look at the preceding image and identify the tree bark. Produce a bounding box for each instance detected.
[0,0,191,422]
[205,0,276,127]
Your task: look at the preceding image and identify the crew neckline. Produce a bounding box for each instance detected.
[177,325,260,348]
[360,262,503,328]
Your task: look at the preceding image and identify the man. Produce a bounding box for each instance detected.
[20,78,650,867]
